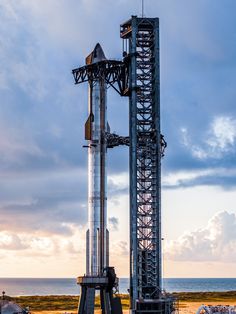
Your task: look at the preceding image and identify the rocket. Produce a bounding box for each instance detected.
[85,43,109,276]
[73,40,125,314]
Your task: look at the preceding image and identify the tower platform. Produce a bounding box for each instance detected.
[77,268,122,314]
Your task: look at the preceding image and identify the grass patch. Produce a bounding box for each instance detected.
[7,294,130,311]
[173,291,236,303]
[5,292,236,311]
[9,296,79,311]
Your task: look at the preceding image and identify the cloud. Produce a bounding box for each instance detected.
[0,198,87,236]
[166,211,236,262]
[162,168,236,190]
[190,116,236,159]
[0,0,18,21]
[0,169,88,235]
[163,169,214,187]
[0,229,84,258]
[167,115,236,189]
[108,217,119,231]
[207,117,236,151]
[111,241,129,257]
[0,233,28,251]
[181,116,236,160]
[107,173,129,195]
[0,121,43,164]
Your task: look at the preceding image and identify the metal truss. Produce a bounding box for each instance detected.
[72,60,129,96]
[121,16,165,311]
[106,133,130,148]
[106,132,166,152]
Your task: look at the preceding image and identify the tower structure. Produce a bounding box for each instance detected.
[72,14,176,314]
[120,16,174,313]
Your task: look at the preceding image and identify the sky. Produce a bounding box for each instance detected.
[0,0,236,279]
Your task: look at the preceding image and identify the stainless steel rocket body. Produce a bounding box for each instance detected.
[74,43,123,314]
[85,45,109,276]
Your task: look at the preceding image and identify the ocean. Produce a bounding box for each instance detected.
[1,278,236,296]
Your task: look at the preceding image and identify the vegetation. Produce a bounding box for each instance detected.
[5,292,236,312]
[7,294,129,311]
[7,295,78,311]
[174,291,236,303]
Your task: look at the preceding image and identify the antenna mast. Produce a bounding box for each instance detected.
[141,0,144,17]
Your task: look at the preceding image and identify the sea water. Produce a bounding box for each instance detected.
[1,278,236,296]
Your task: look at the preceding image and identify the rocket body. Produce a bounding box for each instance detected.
[85,44,109,276]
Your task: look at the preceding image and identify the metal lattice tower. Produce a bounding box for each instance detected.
[121,16,173,314]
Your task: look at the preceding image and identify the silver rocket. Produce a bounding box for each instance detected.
[85,43,109,276]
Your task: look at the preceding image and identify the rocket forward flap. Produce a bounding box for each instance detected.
[85,113,94,140]
[107,122,110,133]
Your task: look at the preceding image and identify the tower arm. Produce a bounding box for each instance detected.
[106,132,167,156]
[106,132,130,148]
[72,60,129,96]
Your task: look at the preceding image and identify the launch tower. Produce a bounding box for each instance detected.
[121,16,175,314]
[72,14,177,314]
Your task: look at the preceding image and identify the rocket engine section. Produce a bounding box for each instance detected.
[85,43,109,276]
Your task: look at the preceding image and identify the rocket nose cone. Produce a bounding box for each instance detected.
[94,43,107,62]
[86,43,107,65]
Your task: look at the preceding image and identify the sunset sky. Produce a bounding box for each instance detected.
[0,0,236,279]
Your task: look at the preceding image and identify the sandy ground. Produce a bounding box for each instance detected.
[32,302,236,314]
